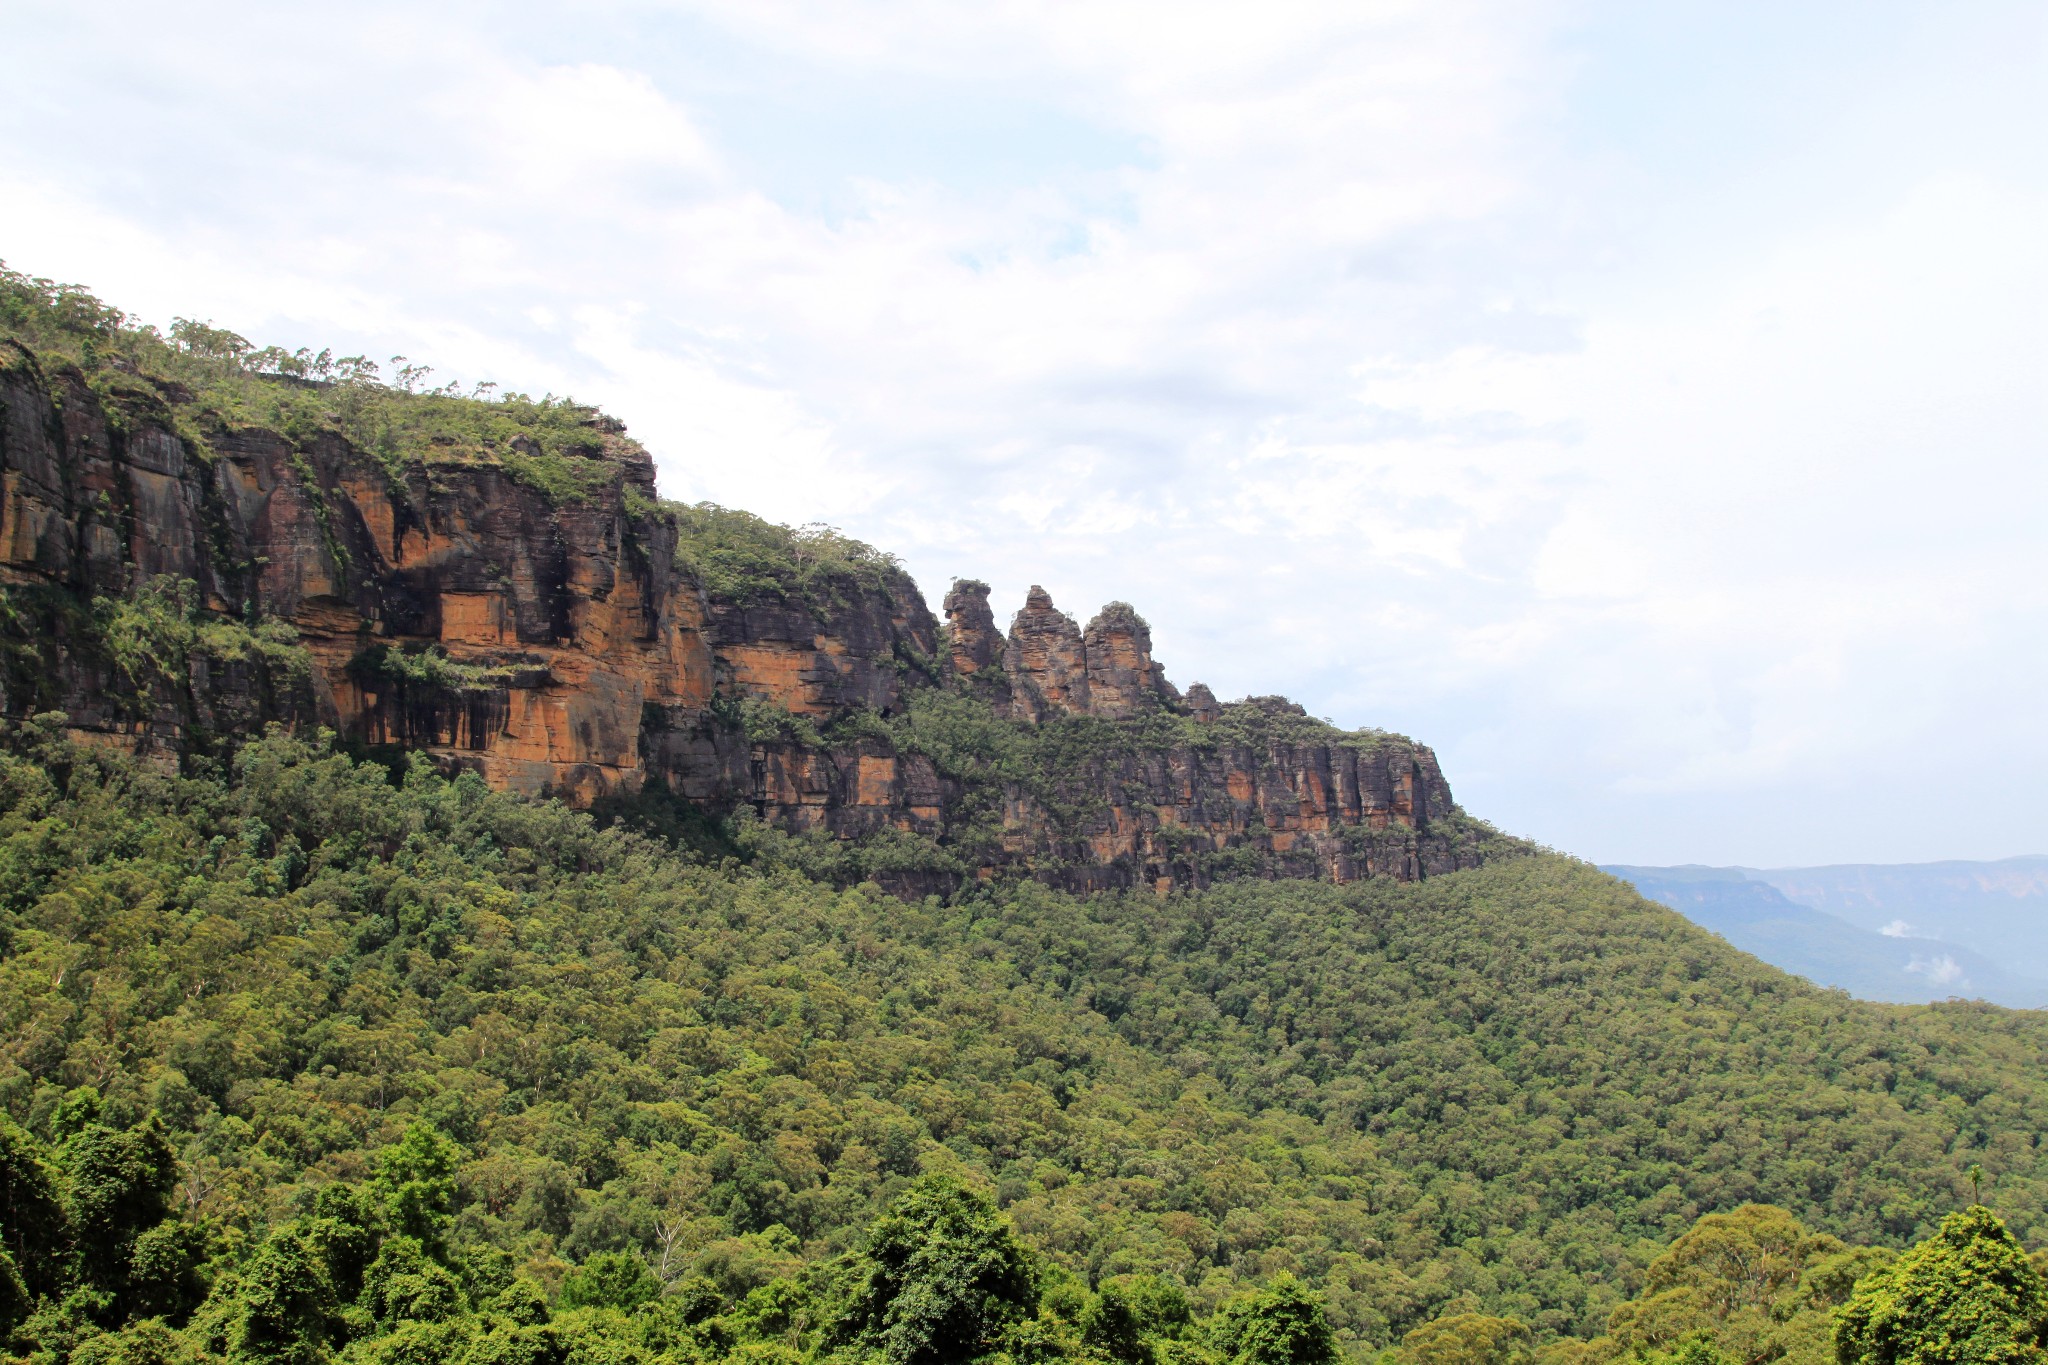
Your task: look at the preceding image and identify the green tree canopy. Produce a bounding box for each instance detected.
[0,1116,69,1301]
[1209,1275,1339,1365]
[1835,1205,2048,1365]
[841,1175,1038,1365]
[62,1112,182,1301]
[1083,1275,1194,1365]
[372,1121,464,1256]
[1402,1312,1533,1365]
[229,1225,339,1365]
[556,1251,662,1312]
[1646,1204,1814,1316]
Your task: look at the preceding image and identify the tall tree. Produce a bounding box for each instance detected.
[373,1123,464,1259]
[1210,1275,1340,1365]
[0,1118,69,1302]
[63,1114,180,1299]
[1834,1205,2048,1365]
[841,1176,1038,1365]
[1401,1312,1533,1365]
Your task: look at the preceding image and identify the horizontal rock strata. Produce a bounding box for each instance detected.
[0,344,1490,892]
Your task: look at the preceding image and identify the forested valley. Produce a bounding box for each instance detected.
[2,265,2046,1365]
[2,725,2045,1365]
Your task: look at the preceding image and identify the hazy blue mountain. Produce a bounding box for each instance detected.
[1602,864,2048,1008]
[1746,856,2048,980]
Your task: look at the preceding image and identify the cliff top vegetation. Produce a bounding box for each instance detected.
[1,265,918,630]
[0,264,638,501]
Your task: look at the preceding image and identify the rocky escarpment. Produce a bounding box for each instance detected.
[0,337,1500,892]
[0,342,721,804]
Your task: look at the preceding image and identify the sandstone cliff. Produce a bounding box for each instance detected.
[0,332,1500,893]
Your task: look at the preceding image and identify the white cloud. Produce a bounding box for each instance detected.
[467,63,722,188]
[1906,954,1967,988]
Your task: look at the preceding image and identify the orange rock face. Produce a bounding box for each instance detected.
[942,580,1005,678]
[1082,601,1179,719]
[0,353,722,802]
[1002,585,1091,721]
[0,348,1490,893]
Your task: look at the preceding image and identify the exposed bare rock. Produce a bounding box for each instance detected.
[704,582,937,720]
[0,343,1499,894]
[1082,601,1180,718]
[1002,585,1090,721]
[943,579,1003,676]
[1185,682,1224,723]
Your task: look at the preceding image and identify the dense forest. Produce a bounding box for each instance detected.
[1,725,2044,1364]
[2,264,2046,1365]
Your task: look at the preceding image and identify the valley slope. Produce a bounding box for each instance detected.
[1,727,2045,1359]
[2,269,2045,1365]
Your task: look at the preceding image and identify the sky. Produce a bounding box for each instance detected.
[2,0,2043,866]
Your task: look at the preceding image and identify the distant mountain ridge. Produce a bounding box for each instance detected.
[1751,856,2048,978]
[1604,860,2048,1008]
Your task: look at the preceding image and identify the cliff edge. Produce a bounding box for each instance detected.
[0,272,1507,893]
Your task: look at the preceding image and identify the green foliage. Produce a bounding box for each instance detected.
[583,783,746,865]
[1084,1276,1194,1365]
[1400,1313,1533,1365]
[557,1252,661,1312]
[69,1316,199,1365]
[1550,1204,1916,1365]
[361,1235,467,1325]
[0,1114,70,1299]
[0,574,306,767]
[1833,1206,2048,1365]
[1209,1274,1339,1365]
[728,812,967,887]
[714,695,828,749]
[305,1182,383,1304]
[492,1279,552,1327]
[90,577,311,711]
[62,1114,182,1298]
[0,263,632,502]
[0,1101,213,1354]
[841,1175,1039,1365]
[1197,697,1388,755]
[1080,1283,1152,1365]
[1597,1201,1843,1363]
[668,503,906,616]
[230,1224,340,1365]
[1639,1335,1730,1365]
[348,645,506,695]
[374,1122,465,1254]
[97,577,304,676]
[0,728,2043,1365]
[0,1248,27,1342]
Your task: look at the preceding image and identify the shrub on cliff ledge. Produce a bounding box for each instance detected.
[670,501,907,615]
[0,263,631,502]
[95,577,312,698]
[347,642,511,695]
